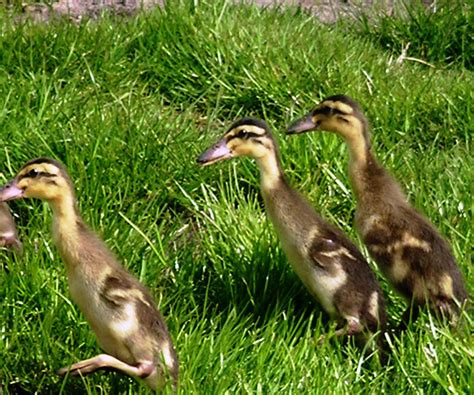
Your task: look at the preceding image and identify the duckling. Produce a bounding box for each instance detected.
[287,95,469,327]
[197,118,387,346]
[0,158,178,390]
[0,202,22,252]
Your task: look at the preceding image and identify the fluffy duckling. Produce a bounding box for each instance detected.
[197,118,387,344]
[0,158,178,390]
[288,95,468,327]
[0,202,22,252]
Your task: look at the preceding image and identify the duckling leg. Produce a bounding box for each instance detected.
[397,304,420,330]
[57,354,155,379]
[316,317,364,345]
[335,316,363,337]
[434,295,456,316]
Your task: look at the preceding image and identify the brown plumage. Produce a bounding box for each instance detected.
[0,158,178,390]
[0,202,22,252]
[197,118,386,348]
[288,95,469,327]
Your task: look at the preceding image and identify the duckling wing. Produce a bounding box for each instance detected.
[308,237,344,268]
[100,273,138,307]
[100,272,158,316]
[98,272,170,352]
[363,205,468,302]
[308,225,367,269]
[363,206,451,272]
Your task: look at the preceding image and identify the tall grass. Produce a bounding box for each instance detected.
[0,1,472,393]
[354,0,473,69]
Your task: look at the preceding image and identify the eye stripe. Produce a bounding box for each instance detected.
[313,106,347,116]
[229,131,262,140]
[19,170,56,180]
[240,131,261,139]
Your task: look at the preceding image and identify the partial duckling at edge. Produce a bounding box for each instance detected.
[288,95,468,327]
[0,158,178,390]
[0,202,22,252]
[197,118,387,349]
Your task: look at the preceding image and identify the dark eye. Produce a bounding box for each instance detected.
[313,107,330,116]
[337,116,350,123]
[237,129,248,139]
[26,168,40,178]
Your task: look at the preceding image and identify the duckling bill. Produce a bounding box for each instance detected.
[0,158,178,390]
[288,95,469,327]
[198,118,387,346]
[0,202,22,252]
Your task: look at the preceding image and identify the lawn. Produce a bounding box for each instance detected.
[0,1,472,393]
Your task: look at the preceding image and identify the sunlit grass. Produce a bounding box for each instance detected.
[0,1,472,393]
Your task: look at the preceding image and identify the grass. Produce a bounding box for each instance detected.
[354,0,473,70]
[0,0,472,393]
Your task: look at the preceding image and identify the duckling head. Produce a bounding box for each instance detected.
[0,158,74,203]
[287,95,370,146]
[197,118,278,165]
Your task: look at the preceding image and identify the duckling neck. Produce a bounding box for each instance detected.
[256,151,284,192]
[49,193,83,269]
[345,135,378,196]
[348,144,374,187]
[345,133,370,170]
[345,136,405,206]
